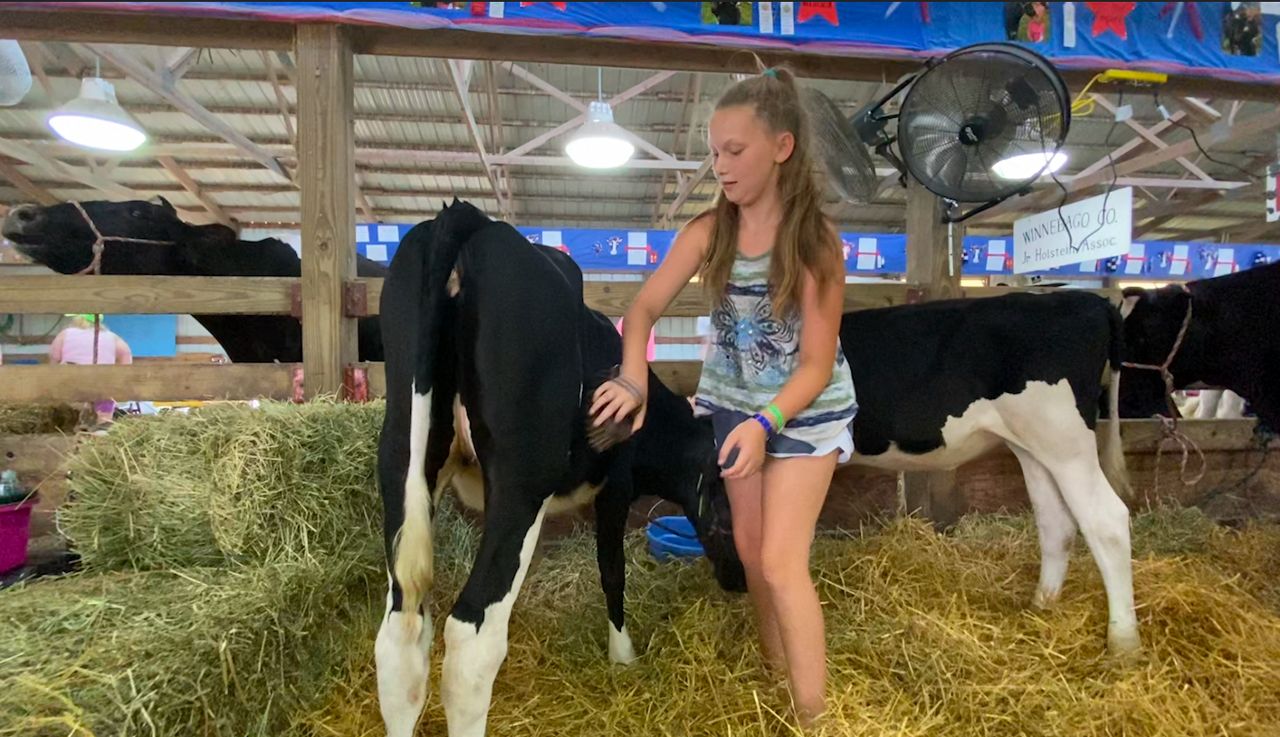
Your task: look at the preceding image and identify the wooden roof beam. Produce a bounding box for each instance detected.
[654,73,697,225]
[85,43,291,182]
[0,139,203,220]
[41,41,88,79]
[1135,152,1273,238]
[1179,97,1222,125]
[446,58,508,219]
[979,109,1280,222]
[503,68,677,164]
[161,47,200,83]
[0,137,138,201]
[663,154,713,226]
[0,160,58,206]
[157,155,232,226]
[485,62,514,216]
[1092,95,1215,182]
[259,50,296,148]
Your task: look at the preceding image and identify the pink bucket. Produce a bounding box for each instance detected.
[0,500,36,574]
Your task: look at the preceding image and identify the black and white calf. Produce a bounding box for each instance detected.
[712,291,1141,654]
[376,201,737,737]
[1119,261,1279,431]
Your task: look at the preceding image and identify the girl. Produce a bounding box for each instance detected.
[591,67,856,724]
[50,314,134,429]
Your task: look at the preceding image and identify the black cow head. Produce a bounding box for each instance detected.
[1118,285,1195,419]
[688,440,745,592]
[2,197,237,275]
[632,385,745,592]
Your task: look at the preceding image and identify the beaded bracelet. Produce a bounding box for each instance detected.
[750,412,775,436]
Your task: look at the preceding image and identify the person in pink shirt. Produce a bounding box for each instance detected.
[49,314,133,429]
[615,317,655,360]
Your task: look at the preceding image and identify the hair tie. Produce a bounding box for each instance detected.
[762,67,777,78]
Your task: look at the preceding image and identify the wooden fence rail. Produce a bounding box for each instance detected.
[7,359,1270,456]
[0,275,1124,319]
[0,277,1128,405]
[0,364,300,402]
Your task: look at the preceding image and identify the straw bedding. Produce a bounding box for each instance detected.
[295,510,1280,737]
[2,402,1277,737]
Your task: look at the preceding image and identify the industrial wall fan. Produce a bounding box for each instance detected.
[806,42,1070,222]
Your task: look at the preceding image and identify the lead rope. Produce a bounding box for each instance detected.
[56,201,177,430]
[1120,287,1206,503]
[66,200,176,365]
[69,201,177,276]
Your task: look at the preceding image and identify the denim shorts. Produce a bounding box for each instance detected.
[709,409,854,466]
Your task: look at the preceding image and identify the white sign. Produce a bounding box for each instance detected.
[1013,187,1132,274]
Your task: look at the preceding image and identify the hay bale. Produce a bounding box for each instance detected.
[0,551,383,737]
[59,401,384,572]
[0,403,80,435]
[0,498,490,737]
[295,510,1280,737]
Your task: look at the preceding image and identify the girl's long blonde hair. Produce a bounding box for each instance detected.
[697,66,841,318]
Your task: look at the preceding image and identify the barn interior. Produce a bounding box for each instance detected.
[1,4,1278,737]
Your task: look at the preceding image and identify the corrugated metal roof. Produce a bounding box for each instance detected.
[0,41,1273,241]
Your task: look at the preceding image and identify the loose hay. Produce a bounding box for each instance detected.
[0,403,80,435]
[60,400,384,571]
[296,509,1280,737]
[9,401,1280,737]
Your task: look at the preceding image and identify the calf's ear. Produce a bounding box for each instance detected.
[1120,295,1141,320]
[1119,287,1145,320]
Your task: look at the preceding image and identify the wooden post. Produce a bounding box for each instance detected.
[901,179,963,527]
[905,178,961,301]
[296,24,356,398]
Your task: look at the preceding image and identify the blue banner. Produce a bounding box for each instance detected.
[959,236,1280,279]
[18,2,1280,83]
[354,222,1280,280]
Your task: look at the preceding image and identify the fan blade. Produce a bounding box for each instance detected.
[800,87,880,202]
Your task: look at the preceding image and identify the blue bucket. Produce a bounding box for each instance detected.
[646,515,704,560]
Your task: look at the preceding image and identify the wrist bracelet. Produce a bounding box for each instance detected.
[765,403,786,431]
[750,413,774,436]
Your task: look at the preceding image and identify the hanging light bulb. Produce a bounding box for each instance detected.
[47,76,147,152]
[565,67,635,169]
[565,100,635,169]
[991,151,1067,180]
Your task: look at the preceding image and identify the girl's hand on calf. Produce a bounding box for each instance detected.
[719,419,767,479]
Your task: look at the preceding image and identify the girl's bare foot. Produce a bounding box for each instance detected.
[796,703,826,731]
[790,692,826,731]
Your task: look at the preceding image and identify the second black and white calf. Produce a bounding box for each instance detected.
[708,291,1141,654]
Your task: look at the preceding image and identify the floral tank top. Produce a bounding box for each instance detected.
[693,250,858,452]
